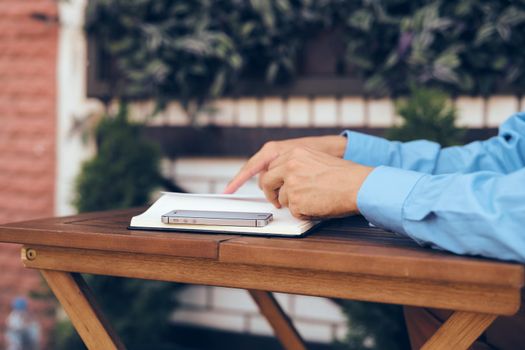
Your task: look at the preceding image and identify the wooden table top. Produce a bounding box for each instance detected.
[0,208,523,289]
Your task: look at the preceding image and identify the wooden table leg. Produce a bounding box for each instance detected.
[249,290,307,350]
[421,311,497,350]
[41,270,126,350]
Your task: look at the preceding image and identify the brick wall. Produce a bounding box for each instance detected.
[0,0,58,348]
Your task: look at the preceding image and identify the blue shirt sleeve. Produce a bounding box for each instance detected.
[358,166,525,263]
[342,112,525,174]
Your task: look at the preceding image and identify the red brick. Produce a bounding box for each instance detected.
[12,183,52,196]
[0,77,54,95]
[0,89,55,99]
[0,37,56,53]
[12,156,56,170]
[0,95,51,108]
[0,118,54,137]
[0,147,54,161]
[0,18,58,39]
[3,176,53,195]
[0,98,55,117]
[0,60,57,79]
[0,1,58,348]
[0,194,54,214]
[0,1,57,17]
[0,57,57,69]
[0,117,56,131]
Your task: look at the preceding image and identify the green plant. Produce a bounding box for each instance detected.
[344,0,525,95]
[87,0,525,114]
[75,103,162,211]
[57,104,184,350]
[85,0,330,118]
[336,300,410,350]
[388,86,464,146]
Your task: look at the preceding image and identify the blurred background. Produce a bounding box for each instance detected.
[1,0,525,349]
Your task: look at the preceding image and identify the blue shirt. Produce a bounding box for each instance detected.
[342,112,525,263]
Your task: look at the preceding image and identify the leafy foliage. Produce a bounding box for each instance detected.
[75,103,162,211]
[344,0,525,95]
[61,104,184,350]
[87,0,525,115]
[388,86,464,146]
[86,0,340,117]
[336,300,410,350]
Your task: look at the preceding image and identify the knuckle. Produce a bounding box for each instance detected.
[286,174,298,185]
[259,174,270,189]
[286,159,299,170]
[289,205,301,218]
[263,141,277,152]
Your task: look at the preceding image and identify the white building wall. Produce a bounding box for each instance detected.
[56,0,104,216]
[171,286,348,343]
[128,95,522,129]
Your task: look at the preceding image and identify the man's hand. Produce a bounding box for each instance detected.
[223,135,347,194]
[259,147,373,219]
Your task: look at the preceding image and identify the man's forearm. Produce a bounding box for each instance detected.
[357,166,525,263]
[434,112,525,174]
[342,112,525,175]
[341,130,442,173]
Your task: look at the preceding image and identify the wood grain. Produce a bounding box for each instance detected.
[5,209,523,350]
[421,311,497,350]
[39,269,125,350]
[249,290,306,350]
[0,208,235,259]
[22,245,522,315]
[6,210,523,350]
[219,236,524,287]
[2,211,523,289]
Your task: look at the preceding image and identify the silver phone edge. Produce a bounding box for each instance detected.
[161,215,272,227]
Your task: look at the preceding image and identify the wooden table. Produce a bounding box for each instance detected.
[0,209,523,350]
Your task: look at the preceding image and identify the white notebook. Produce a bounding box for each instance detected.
[129,192,319,236]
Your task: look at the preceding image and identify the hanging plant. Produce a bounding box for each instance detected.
[87,0,525,117]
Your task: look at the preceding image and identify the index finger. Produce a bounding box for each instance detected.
[223,152,278,194]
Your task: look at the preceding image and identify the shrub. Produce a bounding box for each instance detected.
[74,103,162,212]
[55,104,183,350]
[388,86,464,146]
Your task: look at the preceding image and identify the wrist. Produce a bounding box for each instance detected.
[353,165,374,214]
[342,163,374,215]
[356,166,425,233]
[324,135,347,158]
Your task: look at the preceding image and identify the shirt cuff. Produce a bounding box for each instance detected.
[341,130,394,166]
[357,166,426,234]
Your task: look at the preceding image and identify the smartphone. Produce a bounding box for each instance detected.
[161,210,273,227]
